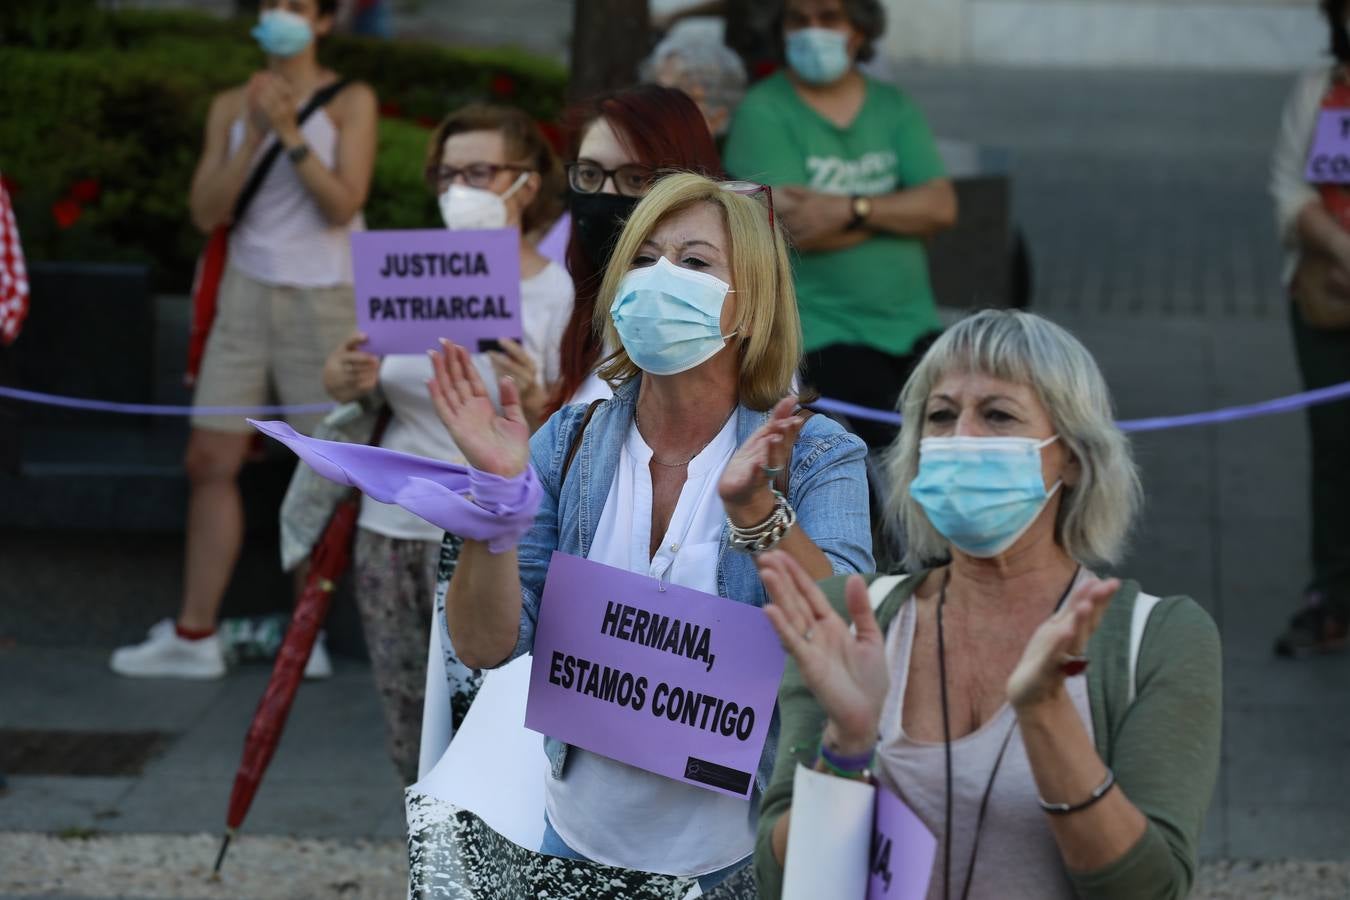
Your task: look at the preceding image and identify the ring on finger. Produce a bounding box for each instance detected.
[762,465,784,481]
[1058,653,1089,676]
[801,626,814,642]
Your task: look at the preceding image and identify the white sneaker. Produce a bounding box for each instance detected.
[110,618,227,680]
[303,630,333,680]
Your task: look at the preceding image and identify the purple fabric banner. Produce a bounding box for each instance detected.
[524,552,786,799]
[249,419,540,553]
[351,228,523,355]
[1305,109,1350,184]
[536,212,571,269]
[868,786,937,900]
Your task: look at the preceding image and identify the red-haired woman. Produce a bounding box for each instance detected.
[546,84,725,414]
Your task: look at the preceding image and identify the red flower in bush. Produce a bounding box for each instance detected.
[490,74,517,98]
[752,60,779,81]
[416,114,438,129]
[0,174,19,197]
[536,120,565,156]
[68,178,101,204]
[379,100,404,119]
[52,198,82,229]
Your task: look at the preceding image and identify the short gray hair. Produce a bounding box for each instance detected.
[641,32,748,127]
[885,310,1142,569]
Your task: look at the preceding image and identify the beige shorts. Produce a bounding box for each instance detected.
[192,264,355,434]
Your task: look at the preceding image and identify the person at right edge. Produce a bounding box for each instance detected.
[722,0,957,450]
[1269,0,1350,657]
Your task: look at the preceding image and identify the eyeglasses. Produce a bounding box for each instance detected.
[720,180,776,234]
[567,161,657,198]
[425,162,528,193]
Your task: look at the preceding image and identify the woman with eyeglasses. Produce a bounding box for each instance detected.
[319,104,572,784]
[426,172,873,890]
[545,84,726,415]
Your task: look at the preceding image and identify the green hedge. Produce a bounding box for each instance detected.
[0,6,567,290]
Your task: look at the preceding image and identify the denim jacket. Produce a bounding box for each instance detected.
[507,376,874,795]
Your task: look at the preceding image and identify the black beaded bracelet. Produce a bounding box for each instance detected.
[1038,768,1116,815]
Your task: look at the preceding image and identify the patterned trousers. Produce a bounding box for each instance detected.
[352,528,480,784]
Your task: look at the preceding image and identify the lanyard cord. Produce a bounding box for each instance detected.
[936,565,1081,900]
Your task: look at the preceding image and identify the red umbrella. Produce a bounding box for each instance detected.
[212,492,359,875]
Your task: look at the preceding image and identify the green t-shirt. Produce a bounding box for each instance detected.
[723,72,946,355]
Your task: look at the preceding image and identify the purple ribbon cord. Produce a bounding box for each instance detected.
[0,386,334,417]
[7,382,1350,434]
[809,380,1350,433]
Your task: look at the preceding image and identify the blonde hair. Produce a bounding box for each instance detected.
[886,309,1142,568]
[594,172,800,411]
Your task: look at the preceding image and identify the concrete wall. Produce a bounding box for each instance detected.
[879,0,1327,70]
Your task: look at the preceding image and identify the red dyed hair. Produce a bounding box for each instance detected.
[545,84,724,417]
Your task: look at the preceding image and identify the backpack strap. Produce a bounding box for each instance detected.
[561,399,604,483]
[230,77,352,225]
[1127,592,1163,705]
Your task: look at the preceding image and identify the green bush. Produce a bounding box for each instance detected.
[0,6,567,290]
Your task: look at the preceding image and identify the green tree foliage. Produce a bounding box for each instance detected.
[0,4,567,290]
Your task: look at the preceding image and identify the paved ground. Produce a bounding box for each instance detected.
[7,10,1350,895]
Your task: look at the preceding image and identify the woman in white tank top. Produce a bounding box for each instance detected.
[321,105,573,782]
[110,0,378,681]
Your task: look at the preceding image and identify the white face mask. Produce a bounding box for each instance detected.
[438,172,529,230]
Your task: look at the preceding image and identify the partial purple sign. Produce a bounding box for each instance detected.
[351,228,522,356]
[868,785,937,900]
[524,552,787,799]
[1305,109,1350,184]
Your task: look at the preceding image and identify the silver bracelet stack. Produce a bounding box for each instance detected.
[727,491,797,554]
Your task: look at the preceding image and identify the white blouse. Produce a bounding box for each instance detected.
[543,413,758,877]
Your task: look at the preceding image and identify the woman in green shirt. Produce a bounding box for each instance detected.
[753,309,1221,899]
[723,0,957,448]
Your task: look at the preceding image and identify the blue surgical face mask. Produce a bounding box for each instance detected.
[610,256,737,376]
[909,435,1062,558]
[252,9,314,58]
[785,27,852,86]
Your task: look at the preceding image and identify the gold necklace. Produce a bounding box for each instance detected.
[633,406,727,467]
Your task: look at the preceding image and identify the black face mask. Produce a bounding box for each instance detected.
[569,190,641,271]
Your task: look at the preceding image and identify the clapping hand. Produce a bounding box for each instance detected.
[1007,575,1119,712]
[322,331,379,402]
[253,72,299,142]
[718,396,805,516]
[427,339,530,478]
[487,338,547,432]
[757,551,890,756]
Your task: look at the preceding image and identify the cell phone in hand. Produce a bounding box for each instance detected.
[477,338,505,354]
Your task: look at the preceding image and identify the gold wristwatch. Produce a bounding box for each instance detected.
[846,194,872,230]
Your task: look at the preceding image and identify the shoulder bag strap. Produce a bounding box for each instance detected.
[1127,592,1163,705]
[561,399,605,483]
[866,574,907,613]
[230,77,352,226]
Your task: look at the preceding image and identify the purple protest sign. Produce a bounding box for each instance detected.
[867,786,937,900]
[1305,109,1350,184]
[524,551,786,799]
[351,228,522,355]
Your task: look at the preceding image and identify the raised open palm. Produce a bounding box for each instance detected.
[719,395,804,510]
[756,551,891,749]
[427,339,530,478]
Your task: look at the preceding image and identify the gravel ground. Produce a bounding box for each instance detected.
[1,832,1347,899]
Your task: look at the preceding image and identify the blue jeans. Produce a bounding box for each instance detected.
[540,814,747,892]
